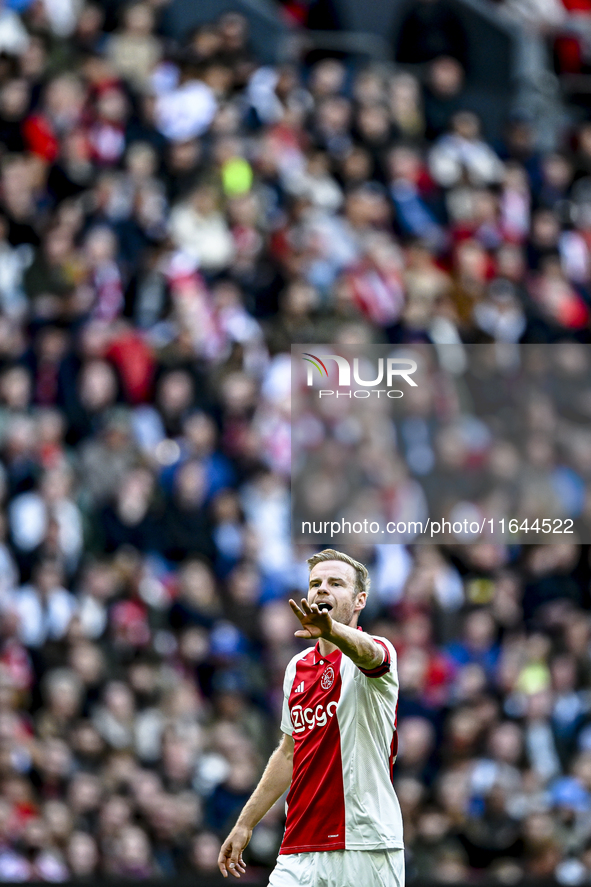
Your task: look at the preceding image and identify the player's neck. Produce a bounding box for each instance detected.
[317,637,339,657]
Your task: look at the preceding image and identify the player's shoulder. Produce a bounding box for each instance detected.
[370,634,397,658]
[284,646,314,674]
[355,634,398,684]
[291,646,315,665]
[357,631,397,657]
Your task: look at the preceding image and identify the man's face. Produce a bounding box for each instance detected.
[307,560,366,627]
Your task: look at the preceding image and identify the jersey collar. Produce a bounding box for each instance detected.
[312,642,342,665]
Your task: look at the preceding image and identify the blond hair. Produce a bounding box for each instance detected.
[307,549,370,597]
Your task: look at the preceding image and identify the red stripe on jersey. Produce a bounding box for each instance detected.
[389,698,399,782]
[359,638,391,677]
[280,649,346,854]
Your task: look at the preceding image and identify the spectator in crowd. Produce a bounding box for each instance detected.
[395,0,469,68]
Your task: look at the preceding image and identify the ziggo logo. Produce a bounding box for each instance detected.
[291,702,338,733]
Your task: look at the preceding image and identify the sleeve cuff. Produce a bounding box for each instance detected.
[359,639,391,677]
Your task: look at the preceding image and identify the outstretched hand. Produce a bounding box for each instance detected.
[289,598,333,639]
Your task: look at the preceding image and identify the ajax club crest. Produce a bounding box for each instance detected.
[320,666,335,690]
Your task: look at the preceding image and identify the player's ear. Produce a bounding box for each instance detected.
[354,591,367,612]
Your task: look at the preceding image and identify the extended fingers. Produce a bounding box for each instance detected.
[289,599,305,619]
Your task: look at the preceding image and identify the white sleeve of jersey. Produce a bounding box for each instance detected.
[358,636,398,695]
[280,656,298,736]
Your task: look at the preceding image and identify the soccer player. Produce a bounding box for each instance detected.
[218,548,404,887]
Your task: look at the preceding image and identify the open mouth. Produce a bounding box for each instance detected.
[316,602,333,613]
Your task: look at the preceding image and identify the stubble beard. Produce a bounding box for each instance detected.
[331,597,357,628]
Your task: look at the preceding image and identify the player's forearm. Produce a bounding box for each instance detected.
[326,621,384,670]
[236,742,293,830]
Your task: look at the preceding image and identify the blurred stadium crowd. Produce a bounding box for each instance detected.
[0,0,588,881]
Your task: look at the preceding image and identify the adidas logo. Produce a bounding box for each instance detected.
[294,681,305,693]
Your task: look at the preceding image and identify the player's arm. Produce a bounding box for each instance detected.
[327,619,385,671]
[218,732,294,879]
[289,599,385,671]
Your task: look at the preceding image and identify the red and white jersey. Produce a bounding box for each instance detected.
[279,634,403,855]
